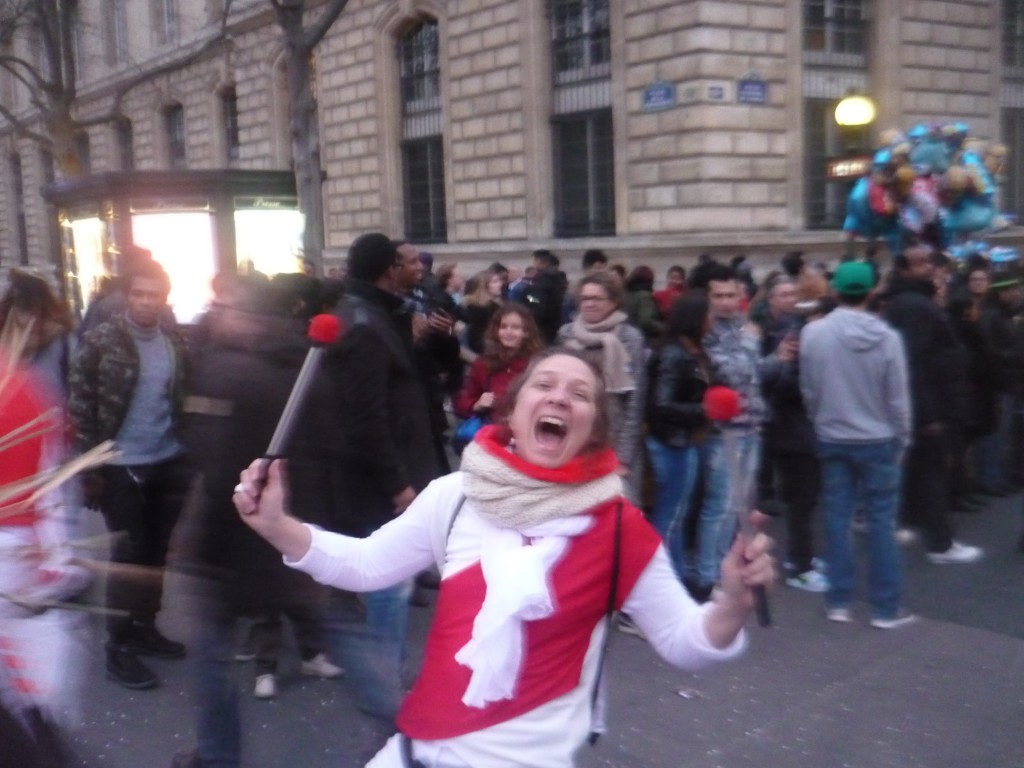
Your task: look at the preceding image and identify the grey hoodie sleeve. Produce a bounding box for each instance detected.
[885,332,913,449]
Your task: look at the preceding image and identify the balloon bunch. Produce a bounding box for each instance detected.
[843,122,1010,253]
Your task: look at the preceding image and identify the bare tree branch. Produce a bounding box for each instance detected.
[0,51,47,92]
[304,0,351,52]
[0,99,51,146]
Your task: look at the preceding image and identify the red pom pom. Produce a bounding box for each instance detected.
[308,314,342,345]
[703,386,740,421]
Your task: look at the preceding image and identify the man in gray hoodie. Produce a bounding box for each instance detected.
[800,261,914,629]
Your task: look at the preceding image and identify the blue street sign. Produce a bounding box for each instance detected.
[642,79,676,112]
[737,76,768,105]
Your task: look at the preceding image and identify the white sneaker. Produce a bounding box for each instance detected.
[786,569,829,593]
[870,609,917,629]
[300,653,343,679]
[253,673,276,699]
[927,541,983,565]
[826,607,853,623]
[895,528,917,545]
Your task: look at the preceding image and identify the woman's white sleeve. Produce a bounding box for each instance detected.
[620,547,746,669]
[284,488,441,591]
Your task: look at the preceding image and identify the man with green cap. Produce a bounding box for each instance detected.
[800,261,915,628]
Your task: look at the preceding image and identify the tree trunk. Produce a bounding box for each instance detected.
[286,44,325,277]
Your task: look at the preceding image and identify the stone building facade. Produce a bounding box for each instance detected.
[1,0,1022,284]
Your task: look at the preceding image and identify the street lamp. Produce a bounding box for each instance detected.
[834,91,876,155]
[834,93,876,128]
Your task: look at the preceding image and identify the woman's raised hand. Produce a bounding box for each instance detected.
[233,459,313,561]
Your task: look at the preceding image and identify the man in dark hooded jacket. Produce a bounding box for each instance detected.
[884,245,982,565]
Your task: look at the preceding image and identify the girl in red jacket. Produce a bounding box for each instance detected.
[452,303,544,421]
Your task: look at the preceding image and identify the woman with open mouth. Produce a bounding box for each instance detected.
[233,349,775,768]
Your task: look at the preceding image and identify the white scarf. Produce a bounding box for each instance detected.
[454,515,594,708]
[453,432,622,707]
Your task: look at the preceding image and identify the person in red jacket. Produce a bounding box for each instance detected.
[452,303,544,421]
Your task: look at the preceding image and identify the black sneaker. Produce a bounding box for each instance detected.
[125,623,186,659]
[106,645,158,690]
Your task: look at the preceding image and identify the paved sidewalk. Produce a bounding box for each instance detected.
[65,494,1023,767]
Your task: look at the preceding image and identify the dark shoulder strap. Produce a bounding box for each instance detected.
[446,494,467,545]
[588,501,623,745]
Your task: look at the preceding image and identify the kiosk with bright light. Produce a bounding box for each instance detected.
[44,170,304,325]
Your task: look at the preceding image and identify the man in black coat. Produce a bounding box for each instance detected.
[319,233,441,721]
[172,276,335,768]
[759,276,827,592]
[884,245,982,565]
[521,249,568,344]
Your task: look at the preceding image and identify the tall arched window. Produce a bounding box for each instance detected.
[550,0,615,237]
[105,0,129,65]
[115,118,134,170]
[9,153,29,265]
[163,103,186,169]
[802,0,868,228]
[221,87,241,165]
[399,20,447,243]
[1002,0,1024,218]
[75,131,91,174]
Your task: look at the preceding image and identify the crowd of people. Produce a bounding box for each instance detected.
[1,231,1022,767]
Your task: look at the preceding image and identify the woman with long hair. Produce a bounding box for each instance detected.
[556,272,646,502]
[0,269,75,399]
[452,303,544,422]
[645,292,713,582]
[459,270,504,358]
[232,348,774,768]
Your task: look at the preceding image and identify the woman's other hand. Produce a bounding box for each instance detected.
[717,528,776,611]
[474,391,496,411]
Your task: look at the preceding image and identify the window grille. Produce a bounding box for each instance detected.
[402,137,447,243]
[549,0,614,236]
[1001,109,1024,219]
[75,132,91,174]
[222,90,240,165]
[552,110,615,237]
[803,0,868,67]
[116,118,134,170]
[1005,0,1024,75]
[9,153,29,265]
[803,98,854,229]
[164,105,186,170]
[106,0,129,65]
[399,21,446,242]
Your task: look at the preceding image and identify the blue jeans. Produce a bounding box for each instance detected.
[973,392,1014,490]
[687,431,759,587]
[645,437,699,579]
[817,439,904,620]
[323,580,412,722]
[183,580,242,768]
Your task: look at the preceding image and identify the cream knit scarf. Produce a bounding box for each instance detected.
[562,310,636,394]
[454,426,623,707]
[460,434,623,529]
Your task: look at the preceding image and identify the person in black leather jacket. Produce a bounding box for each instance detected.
[644,292,712,585]
[758,276,827,592]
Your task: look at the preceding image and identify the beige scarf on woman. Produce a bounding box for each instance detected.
[562,310,636,393]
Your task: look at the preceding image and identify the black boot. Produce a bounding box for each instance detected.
[106,644,158,690]
[125,622,186,659]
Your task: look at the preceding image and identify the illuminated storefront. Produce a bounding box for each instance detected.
[45,171,303,324]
